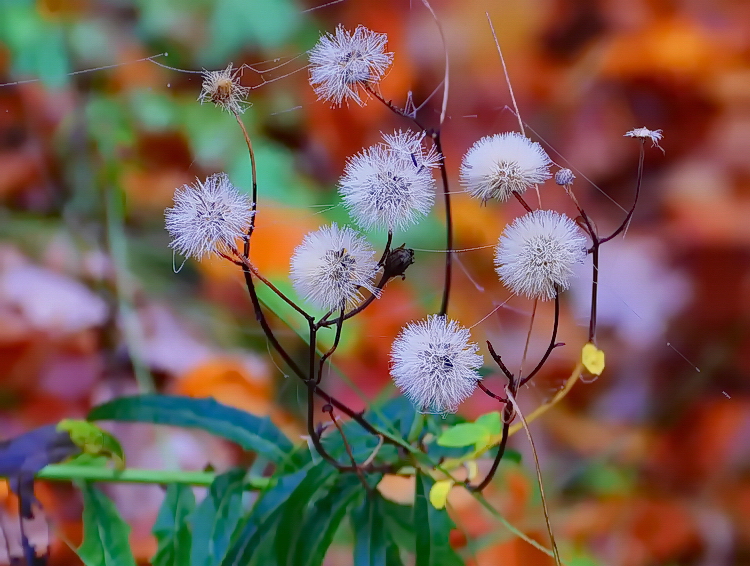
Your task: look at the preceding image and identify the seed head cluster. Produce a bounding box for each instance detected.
[290,223,380,311]
[625,127,664,152]
[198,63,250,115]
[165,173,253,261]
[339,130,437,231]
[460,132,552,202]
[390,315,483,414]
[495,210,587,300]
[308,25,393,107]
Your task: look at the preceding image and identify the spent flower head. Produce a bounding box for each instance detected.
[339,131,437,231]
[390,315,483,414]
[165,173,253,261]
[308,24,393,107]
[460,132,552,202]
[290,223,379,310]
[495,210,587,300]
[198,63,250,115]
[625,127,664,152]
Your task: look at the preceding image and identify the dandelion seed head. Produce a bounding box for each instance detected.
[290,223,379,310]
[495,210,587,300]
[165,173,253,261]
[308,25,393,107]
[381,130,441,170]
[198,63,250,114]
[390,315,483,414]
[460,132,552,202]
[339,132,437,230]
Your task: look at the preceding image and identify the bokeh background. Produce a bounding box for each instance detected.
[1,0,749,564]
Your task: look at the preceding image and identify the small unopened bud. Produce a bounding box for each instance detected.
[555,168,575,186]
[384,245,415,280]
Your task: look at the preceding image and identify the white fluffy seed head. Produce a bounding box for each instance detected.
[198,64,250,115]
[290,223,380,310]
[308,24,394,107]
[460,132,552,202]
[495,210,587,300]
[165,173,253,261]
[339,131,437,231]
[390,315,483,414]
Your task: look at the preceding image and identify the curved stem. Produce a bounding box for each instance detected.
[470,417,510,492]
[478,381,506,403]
[317,309,344,384]
[599,142,645,244]
[326,406,371,491]
[433,133,453,317]
[232,111,258,239]
[378,230,393,267]
[237,254,312,323]
[317,272,390,329]
[520,290,560,387]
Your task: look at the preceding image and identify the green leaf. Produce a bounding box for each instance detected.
[437,423,490,449]
[76,483,137,566]
[272,463,337,566]
[152,484,195,566]
[352,494,388,566]
[88,395,297,466]
[191,468,246,566]
[414,473,462,566]
[474,412,502,437]
[291,474,363,566]
[221,465,327,566]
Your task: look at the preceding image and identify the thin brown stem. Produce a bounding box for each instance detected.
[317,309,344,384]
[232,110,258,238]
[478,381,507,403]
[327,406,371,491]
[588,243,599,343]
[512,191,533,213]
[486,341,514,382]
[317,272,389,329]
[520,290,561,387]
[434,133,453,317]
[378,230,393,267]
[599,142,645,244]
[237,254,312,322]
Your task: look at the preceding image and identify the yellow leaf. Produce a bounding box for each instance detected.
[581,343,605,376]
[465,460,478,481]
[429,479,454,510]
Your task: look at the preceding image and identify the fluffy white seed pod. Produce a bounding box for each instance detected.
[165,173,253,260]
[290,223,380,310]
[339,132,437,231]
[390,315,483,414]
[495,210,587,300]
[460,132,552,202]
[381,130,441,170]
[198,63,250,115]
[308,25,394,107]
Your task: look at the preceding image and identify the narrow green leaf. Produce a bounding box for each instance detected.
[272,463,337,566]
[76,483,137,566]
[221,466,322,566]
[291,473,363,566]
[190,468,246,566]
[437,423,490,449]
[414,473,462,566]
[88,395,296,465]
[352,494,388,566]
[152,484,195,566]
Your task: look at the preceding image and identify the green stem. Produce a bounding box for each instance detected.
[16,465,270,490]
